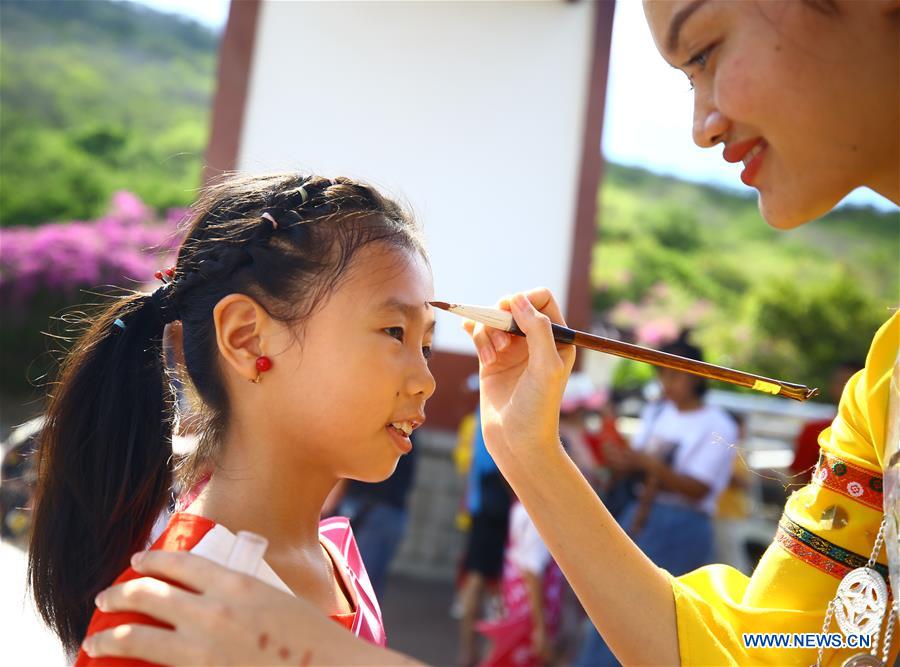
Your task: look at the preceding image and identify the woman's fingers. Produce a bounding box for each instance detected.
[469,321,498,366]
[462,289,568,370]
[96,576,197,627]
[510,293,565,378]
[522,286,568,327]
[128,550,249,596]
[83,623,208,665]
[488,328,511,352]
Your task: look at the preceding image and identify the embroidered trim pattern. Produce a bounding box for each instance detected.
[812,452,883,511]
[775,515,890,582]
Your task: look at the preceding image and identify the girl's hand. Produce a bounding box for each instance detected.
[82,551,420,666]
[463,289,576,466]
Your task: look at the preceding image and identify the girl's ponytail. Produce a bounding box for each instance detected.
[28,289,176,654]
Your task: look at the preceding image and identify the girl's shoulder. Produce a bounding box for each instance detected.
[73,513,219,667]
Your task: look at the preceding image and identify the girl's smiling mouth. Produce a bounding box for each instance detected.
[386,418,423,453]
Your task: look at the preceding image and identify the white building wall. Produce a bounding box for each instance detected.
[238,1,596,353]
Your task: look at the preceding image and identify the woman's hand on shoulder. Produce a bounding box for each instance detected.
[464,288,576,467]
[82,550,421,666]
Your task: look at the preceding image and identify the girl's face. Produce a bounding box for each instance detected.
[263,244,436,483]
[643,0,899,228]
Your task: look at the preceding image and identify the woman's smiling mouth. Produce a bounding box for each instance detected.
[723,137,768,187]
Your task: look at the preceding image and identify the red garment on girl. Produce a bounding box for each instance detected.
[75,513,385,666]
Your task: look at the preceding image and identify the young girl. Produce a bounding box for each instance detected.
[27,173,437,664]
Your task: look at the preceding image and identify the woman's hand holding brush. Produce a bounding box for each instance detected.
[463,287,680,666]
[463,288,576,471]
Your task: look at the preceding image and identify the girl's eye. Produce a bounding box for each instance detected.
[385,327,404,342]
[422,346,433,360]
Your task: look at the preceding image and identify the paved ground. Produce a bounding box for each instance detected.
[381,574,461,666]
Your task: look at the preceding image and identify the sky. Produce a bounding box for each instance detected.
[127,0,894,212]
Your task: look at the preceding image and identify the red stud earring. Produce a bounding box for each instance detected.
[251,356,272,384]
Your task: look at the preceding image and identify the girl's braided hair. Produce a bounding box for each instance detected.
[28,172,425,654]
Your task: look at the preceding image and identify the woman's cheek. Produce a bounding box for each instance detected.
[713,54,763,128]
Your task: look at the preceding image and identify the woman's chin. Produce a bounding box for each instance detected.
[757,187,845,230]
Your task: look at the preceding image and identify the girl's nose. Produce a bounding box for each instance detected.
[408,356,437,400]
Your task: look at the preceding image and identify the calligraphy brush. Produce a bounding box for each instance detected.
[430,301,819,402]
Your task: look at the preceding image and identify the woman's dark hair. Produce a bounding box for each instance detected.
[28,173,425,654]
[660,330,708,398]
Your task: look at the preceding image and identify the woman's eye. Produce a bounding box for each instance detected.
[385,327,404,342]
[686,43,716,71]
[683,44,716,91]
[422,346,433,360]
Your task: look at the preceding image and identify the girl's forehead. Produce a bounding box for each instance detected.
[335,246,433,304]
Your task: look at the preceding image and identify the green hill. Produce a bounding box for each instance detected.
[1,0,896,399]
[595,162,899,395]
[0,0,218,226]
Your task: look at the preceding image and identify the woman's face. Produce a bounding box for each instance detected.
[262,244,436,483]
[643,0,899,228]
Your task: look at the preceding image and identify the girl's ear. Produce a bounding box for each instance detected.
[213,294,270,382]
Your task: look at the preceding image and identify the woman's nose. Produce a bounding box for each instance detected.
[693,105,730,149]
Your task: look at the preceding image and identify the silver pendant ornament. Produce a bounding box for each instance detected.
[834,566,889,637]
[817,517,894,667]
[840,653,884,667]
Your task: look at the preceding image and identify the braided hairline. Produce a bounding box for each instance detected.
[167,175,406,307]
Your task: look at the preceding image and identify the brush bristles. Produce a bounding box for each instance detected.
[429,301,452,311]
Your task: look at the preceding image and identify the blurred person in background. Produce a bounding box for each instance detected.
[574,334,738,667]
[452,373,482,533]
[0,417,42,546]
[558,373,605,489]
[458,406,512,667]
[476,498,563,667]
[582,396,630,495]
[448,374,482,620]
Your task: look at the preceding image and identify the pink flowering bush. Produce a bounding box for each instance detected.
[0,192,187,393]
[0,192,185,308]
[608,282,712,347]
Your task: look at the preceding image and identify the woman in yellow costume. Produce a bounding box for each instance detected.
[80,1,898,665]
